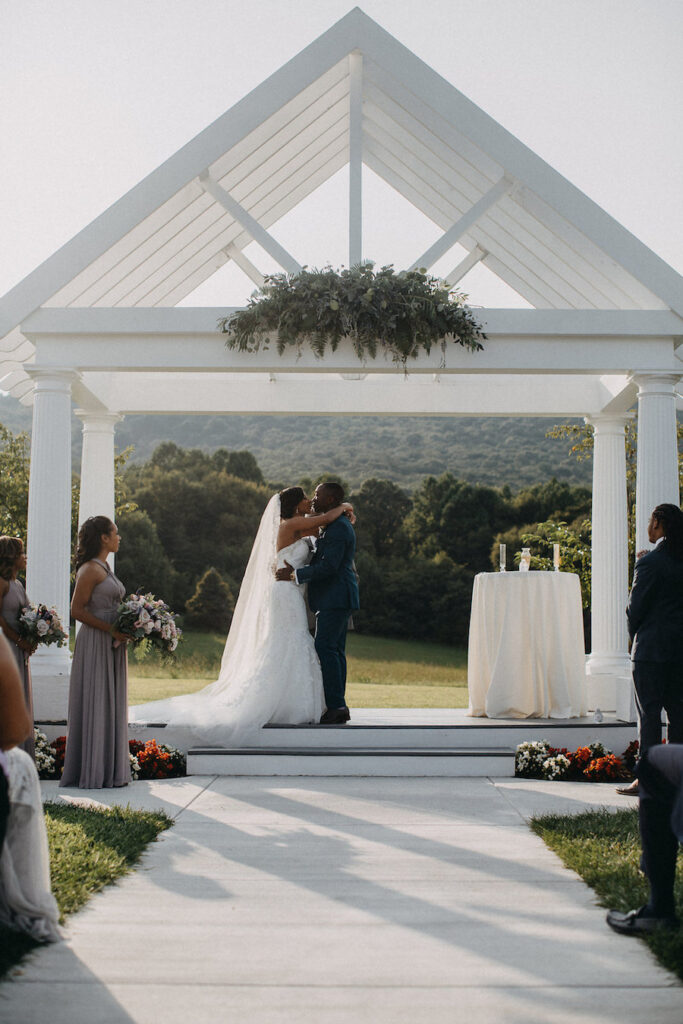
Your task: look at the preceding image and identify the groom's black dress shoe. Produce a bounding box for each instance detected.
[320,707,350,725]
[606,907,679,936]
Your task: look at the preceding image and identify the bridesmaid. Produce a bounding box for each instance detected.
[0,536,35,760]
[60,516,130,789]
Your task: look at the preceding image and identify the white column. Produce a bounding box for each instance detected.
[584,414,632,715]
[632,372,681,553]
[25,369,78,721]
[76,410,121,545]
[585,414,630,674]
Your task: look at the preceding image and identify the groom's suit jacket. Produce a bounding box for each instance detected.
[295,516,360,613]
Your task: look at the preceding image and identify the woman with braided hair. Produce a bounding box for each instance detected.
[617,503,683,796]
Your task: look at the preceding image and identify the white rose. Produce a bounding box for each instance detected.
[36,620,49,636]
[138,609,151,624]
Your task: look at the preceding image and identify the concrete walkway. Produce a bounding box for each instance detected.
[1,776,680,1023]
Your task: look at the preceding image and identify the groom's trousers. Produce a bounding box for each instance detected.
[314,608,351,710]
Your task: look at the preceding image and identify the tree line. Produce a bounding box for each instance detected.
[112,442,593,645]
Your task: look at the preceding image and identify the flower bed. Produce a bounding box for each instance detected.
[515,739,638,783]
[34,730,186,781]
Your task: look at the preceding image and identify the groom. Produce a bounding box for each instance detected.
[276,482,359,724]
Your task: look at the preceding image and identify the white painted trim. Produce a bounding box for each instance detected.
[445,245,486,286]
[225,244,265,288]
[21,306,683,337]
[198,174,301,275]
[348,51,363,267]
[410,177,512,271]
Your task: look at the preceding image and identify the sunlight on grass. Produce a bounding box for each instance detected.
[128,631,468,707]
[533,809,683,982]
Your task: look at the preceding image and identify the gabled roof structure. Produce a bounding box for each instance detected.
[1,6,682,413]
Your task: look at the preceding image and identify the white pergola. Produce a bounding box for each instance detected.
[1,8,681,719]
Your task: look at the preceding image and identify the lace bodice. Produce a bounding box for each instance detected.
[276,539,314,571]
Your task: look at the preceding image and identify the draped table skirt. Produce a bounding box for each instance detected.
[467,572,587,719]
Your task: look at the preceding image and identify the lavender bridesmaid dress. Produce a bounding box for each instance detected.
[60,559,129,789]
[1,579,35,761]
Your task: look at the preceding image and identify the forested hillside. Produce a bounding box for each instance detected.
[0,394,590,489]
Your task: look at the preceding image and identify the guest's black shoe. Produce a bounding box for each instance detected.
[606,907,679,936]
[320,707,351,725]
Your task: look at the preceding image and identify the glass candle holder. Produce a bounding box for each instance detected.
[553,543,561,571]
[519,548,531,572]
[499,543,506,572]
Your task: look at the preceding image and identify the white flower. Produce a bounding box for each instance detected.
[36,619,49,636]
[138,609,151,624]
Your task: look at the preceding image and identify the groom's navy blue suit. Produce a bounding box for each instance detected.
[295,516,360,710]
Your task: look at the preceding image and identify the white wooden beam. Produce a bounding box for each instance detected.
[22,306,683,339]
[78,371,615,418]
[348,51,363,267]
[198,172,302,275]
[445,246,487,286]
[225,244,265,288]
[410,176,512,271]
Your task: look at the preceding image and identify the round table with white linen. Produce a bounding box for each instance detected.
[467,571,587,719]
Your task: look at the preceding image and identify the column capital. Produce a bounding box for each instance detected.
[75,409,122,431]
[584,413,634,434]
[630,371,682,395]
[24,367,81,393]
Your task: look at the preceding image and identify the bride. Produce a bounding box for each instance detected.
[129,488,354,744]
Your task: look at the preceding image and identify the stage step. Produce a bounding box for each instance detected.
[186,746,515,777]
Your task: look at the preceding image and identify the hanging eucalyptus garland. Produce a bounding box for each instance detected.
[218,263,486,367]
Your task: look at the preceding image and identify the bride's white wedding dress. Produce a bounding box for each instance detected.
[130,496,325,744]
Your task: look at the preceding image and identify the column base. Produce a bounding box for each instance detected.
[615,675,637,724]
[31,646,71,722]
[585,673,616,713]
[586,652,631,677]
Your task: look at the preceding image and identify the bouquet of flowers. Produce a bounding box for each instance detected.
[112,591,181,658]
[17,604,68,648]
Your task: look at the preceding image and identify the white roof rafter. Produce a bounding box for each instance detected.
[1,5,682,413]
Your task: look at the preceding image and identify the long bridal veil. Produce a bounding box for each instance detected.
[130,494,282,744]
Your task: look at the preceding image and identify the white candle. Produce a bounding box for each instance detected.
[499,543,506,572]
[553,543,561,570]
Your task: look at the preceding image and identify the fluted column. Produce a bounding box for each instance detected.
[76,411,121,566]
[585,415,631,688]
[632,372,681,553]
[25,369,78,720]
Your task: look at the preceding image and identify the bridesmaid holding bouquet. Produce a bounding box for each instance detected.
[0,536,35,760]
[61,516,130,789]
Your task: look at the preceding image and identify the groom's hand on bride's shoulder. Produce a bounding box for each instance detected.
[275,560,294,582]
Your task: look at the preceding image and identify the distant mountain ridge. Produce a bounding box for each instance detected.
[1,393,591,490]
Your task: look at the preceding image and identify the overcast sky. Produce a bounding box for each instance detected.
[2,0,682,309]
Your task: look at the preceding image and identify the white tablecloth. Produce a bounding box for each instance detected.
[467,572,587,719]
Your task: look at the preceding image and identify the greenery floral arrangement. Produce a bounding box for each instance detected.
[515,739,632,783]
[219,263,486,368]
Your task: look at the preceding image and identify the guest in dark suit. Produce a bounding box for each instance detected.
[607,743,683,934]
[617,503,683,797]
[276,482,360,724]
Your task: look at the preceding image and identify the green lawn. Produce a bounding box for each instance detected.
[0,803,172,980]
[128,631,469,708]
[532,808,683,982]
